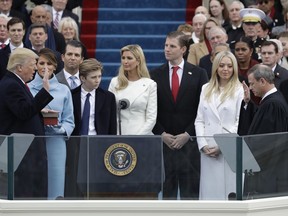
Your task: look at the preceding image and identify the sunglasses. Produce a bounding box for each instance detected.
[258,0,270,4]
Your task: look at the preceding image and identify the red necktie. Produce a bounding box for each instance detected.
[171,66,180,102]
[0,43,6,49]
[25,83,30,92]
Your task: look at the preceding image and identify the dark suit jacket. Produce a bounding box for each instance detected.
[0,44,11,80]
[0,72,53,134]
[25,24,66,54]
[150,61,208,136]
[199,54,212,79]
[150,61,208,199]
[65,85,116,197]
[274,64,288,89]
[71,85,117,135]
[0,72,53,197]
[241,91,288,195]
[51,9,80,30]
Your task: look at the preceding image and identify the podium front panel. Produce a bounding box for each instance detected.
[77,135,163,196]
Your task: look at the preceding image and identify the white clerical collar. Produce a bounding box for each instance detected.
[191,32,199,44]
[232,23,242,30]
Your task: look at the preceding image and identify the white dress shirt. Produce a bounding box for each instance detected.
[169,59,185,89]
[81,87,96,135]
[63,70,81,87]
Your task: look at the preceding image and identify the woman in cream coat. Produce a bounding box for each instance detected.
[108,44,157,135]
[195,51,243,200]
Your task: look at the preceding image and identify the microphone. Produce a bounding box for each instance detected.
[119,99,130,110]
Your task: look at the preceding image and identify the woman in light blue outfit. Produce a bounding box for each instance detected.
[29,48,75,199]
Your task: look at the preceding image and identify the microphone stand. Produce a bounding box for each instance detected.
[118,105,122,135]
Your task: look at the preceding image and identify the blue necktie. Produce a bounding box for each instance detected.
[70,76,78,89]
[81,93,91,135]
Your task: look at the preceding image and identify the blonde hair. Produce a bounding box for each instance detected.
[116,44,150,90]
[80,58,103,78]
[58,17,79,41]
[204,51,241,102]
[7,48,38,71]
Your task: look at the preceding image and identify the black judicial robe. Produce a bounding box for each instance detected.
[239,91,288,197]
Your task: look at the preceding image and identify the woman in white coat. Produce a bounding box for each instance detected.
[108,44,157,135]
[195,51,244,200]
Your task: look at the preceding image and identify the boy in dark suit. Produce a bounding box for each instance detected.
[65,58,117,198]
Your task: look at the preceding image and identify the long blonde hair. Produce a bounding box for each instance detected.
[204,51,241,102]
[116,44,150,90]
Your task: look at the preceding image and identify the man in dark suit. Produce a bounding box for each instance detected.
[260,40,288,89]
[65,58,117,198]
[0,48,53,198]
[56,40,84,89]
[150,31,208,200]
[51,0,79,30]
[199,43,230,79]
[25,5,66,54]
[0,17,26,80]
[27,23,64,73]
[0,0,28,26]
[240,64,288,198]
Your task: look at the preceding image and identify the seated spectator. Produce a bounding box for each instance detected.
[0,0,28,26]
[191,14,207,45]
[25,5,65,54]
[240,7,266,62]
[271,4,288,35]
[199,43,230,79]
[257,0,285,28]
[27,23,63,73]
[208,0,230,30]
[0,17,26,79]
[226,1,245,50]
[269,38,288,68]
[257,15,273,40]
[0,14,9,49]
[58,16,79,42]
[187,17,220,65]
[51,0,79,30]
[234,36,260,104]
[177,23,193,37]
[177,23,193,60]
[58,16,87,59]
[277,31,288,68]
[260,40,288,88]
[195,5,210,18]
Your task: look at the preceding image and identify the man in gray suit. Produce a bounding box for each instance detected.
[56,40,84,89]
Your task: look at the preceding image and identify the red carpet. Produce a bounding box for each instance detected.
[81,0,99,58]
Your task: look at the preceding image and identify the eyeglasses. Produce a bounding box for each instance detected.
[258,0,270,5]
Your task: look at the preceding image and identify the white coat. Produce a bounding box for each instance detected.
[195,83,244,200]
[108,77,157,135]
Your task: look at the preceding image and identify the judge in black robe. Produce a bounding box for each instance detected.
[238,64,288,198]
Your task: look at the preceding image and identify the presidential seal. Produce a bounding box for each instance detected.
[104,143,137,176]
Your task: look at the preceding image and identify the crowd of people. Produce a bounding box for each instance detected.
[0,0,288,201]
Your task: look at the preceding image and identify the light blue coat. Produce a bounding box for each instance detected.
[29,73,75,199]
